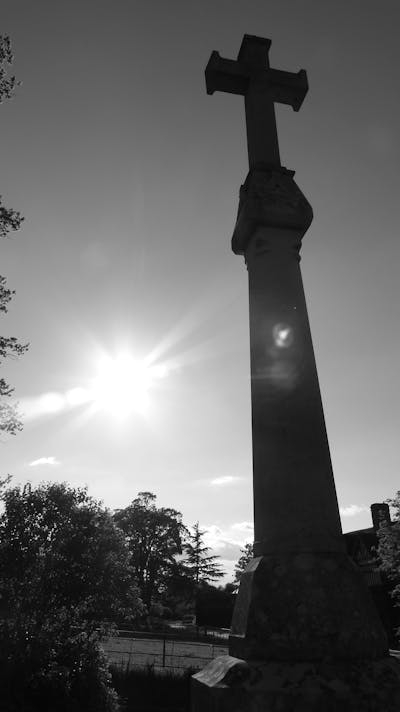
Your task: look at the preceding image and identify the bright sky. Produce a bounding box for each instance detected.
[1,1,400,581]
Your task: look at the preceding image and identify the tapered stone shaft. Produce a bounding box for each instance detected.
[246,223,344,556]
[228,164,387,662]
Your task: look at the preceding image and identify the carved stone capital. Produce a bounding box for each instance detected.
[231,165,313,255]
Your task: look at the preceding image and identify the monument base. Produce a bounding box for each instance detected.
[191,655,400,712]
[230,552,388,660]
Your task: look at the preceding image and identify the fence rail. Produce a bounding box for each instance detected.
[102,633,229,674]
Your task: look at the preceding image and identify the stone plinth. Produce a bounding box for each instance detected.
[229,553,387,661]
[191,654,400,712]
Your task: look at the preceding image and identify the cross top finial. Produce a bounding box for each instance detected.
[237,35,272,69]
[205,35,308,168]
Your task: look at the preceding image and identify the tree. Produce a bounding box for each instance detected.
[233,542,253,588]
[184,521,224,586]
[376,494,400,636]
[0,35,19,102]
[0,481,142,626]
[0,480,141,710]
[113,491,186,610]
[0,35,27,436]
[0,609,120,712]
[196,583,235,628]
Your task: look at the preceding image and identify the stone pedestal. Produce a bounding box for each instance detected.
[192,655,400,712]
[229,552,387,662]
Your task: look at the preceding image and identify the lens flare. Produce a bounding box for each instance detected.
[273,323,293,348]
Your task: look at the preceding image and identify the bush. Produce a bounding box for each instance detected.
[0,481,143,710]
[0,613,120,712]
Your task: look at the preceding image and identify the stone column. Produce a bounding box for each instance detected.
[191,167,400,711]
[245,209,343,557]
[228,166,387,663]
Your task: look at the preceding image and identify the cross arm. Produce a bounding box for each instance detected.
[205,51,249,96]
[267,68,308,112]
[205,51,309,111]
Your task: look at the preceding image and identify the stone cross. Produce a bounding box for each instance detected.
[207,34,345,562]
[191,35,397,712]
[205,34,308,169]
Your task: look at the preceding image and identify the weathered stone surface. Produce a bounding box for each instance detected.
[232,166,313,255]
[245,221,345,557]
[191,655,400,712]
[229,553,388,662]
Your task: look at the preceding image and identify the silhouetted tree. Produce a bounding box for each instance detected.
[160,560,196,619]
[0,480,139,710]
[0,35,19,102]
[196,583,235,628]
[0,35,27,437]
[184,521,224,585]
[113,491,186,609]
[234,542,253,587]
[0,481,142,625]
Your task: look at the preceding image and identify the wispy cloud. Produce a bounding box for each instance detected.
[340,504,368,517]
[210,476,242,486]
[29,456,60,467]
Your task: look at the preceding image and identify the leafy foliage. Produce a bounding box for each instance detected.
[0,273,28,432]
[0,35,27,437]
[0,481,143,626]
[0,481,143,710]
[184,521,224,585]
[377,494,400,634]
[0,35,19,103]
[113,492,186,609]
[0,202,23,239]
[233,542,253,587]
[0,612,119,712]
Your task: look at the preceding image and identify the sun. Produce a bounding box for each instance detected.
[19,350,171,424]
[91,354,154,417]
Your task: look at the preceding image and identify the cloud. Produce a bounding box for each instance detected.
[210,476,242,486]
[340,504,368,517]
[231,521,253,534]
[29,456,60,467]
[202,522,253,555]
[198,522,255,583]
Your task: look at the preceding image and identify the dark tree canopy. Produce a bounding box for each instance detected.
[195,582,235,628]
[377,493,400,634]
[184,521,224,586]
[0,35,19,103]
[0,480,138,710]
[0,481,143,627]
[113,491,186,609]
[0,35,27,436]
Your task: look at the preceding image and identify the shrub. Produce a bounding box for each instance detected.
[0,613,120,712]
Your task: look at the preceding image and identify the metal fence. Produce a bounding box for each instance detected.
[102,633,229,674]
